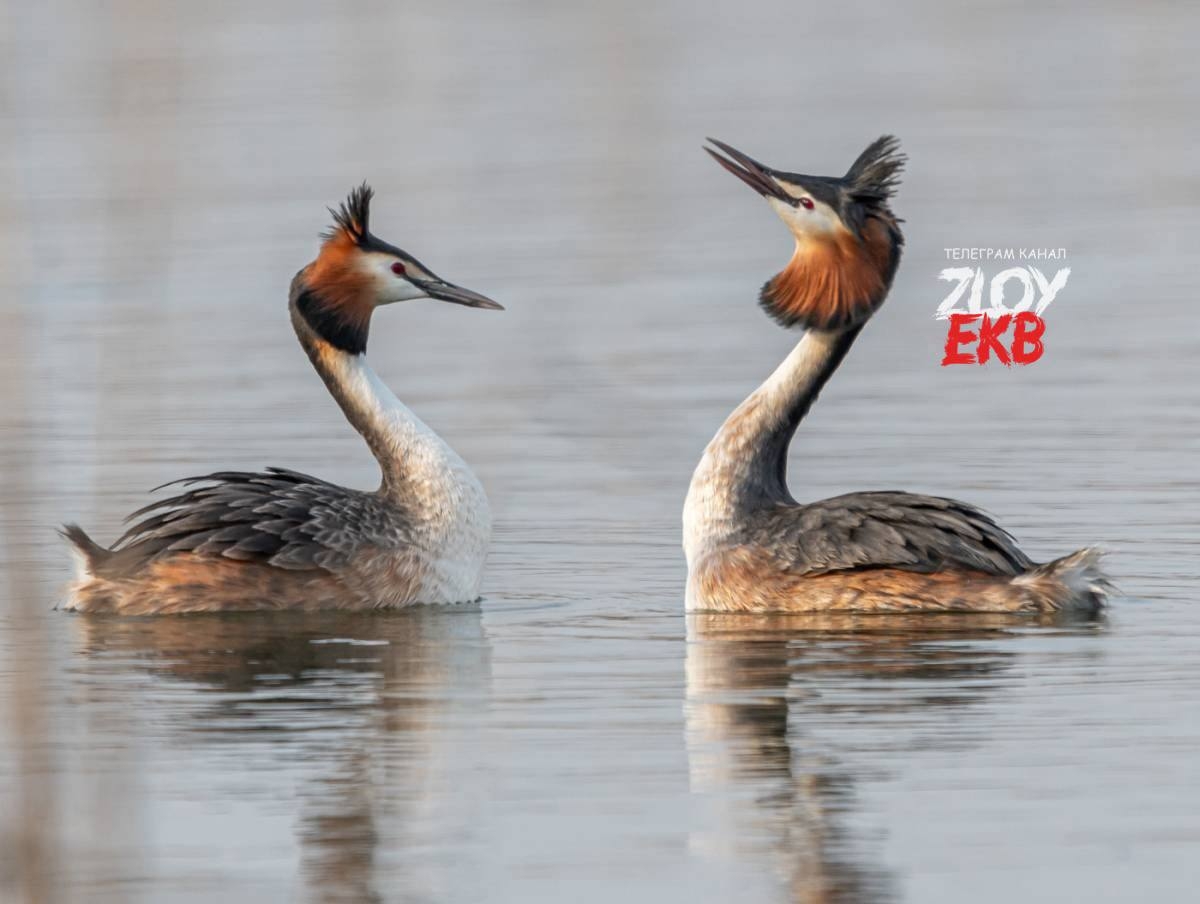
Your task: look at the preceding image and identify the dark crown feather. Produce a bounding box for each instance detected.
[323,182,374,245]
[843,136,905,210]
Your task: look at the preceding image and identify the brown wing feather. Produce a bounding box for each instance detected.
[745,491,1033,577]
[99,468,415,578]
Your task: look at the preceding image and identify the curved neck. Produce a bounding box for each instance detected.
[288,299,453,501]
[688,325,861,518]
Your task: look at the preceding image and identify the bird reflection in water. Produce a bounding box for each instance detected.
[70,608,492,904]
[685,611,1103,903]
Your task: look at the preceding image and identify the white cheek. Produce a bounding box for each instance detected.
[767,197,839,238]
[380,276,425,304]
[359,256,426,304]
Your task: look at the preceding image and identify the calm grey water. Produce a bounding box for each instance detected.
[2,2,1199,902]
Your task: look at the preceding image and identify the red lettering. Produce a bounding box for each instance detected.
[976,313,1012,366]
[941,314,979,366]
[1011,312,1045,364]
[941,311,1047,366]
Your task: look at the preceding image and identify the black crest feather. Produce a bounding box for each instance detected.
[843,136,905,210]
[323,182,374,245]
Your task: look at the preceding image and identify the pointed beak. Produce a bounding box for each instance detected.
[704,138,791,203]
[420,279,504,310]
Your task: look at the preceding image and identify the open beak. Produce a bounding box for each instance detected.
[704,138,791,203]
[420,279,504,310]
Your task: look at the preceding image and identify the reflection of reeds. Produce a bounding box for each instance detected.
[685,611,1103,904]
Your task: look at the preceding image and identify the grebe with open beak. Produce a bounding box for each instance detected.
[683,137,1110,613]
[62,185,501,614]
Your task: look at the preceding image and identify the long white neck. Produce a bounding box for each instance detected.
[321,348,464,497]
[290,305,485,524]
[682,327,859,563]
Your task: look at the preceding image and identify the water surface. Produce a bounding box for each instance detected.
[3,1,1199,901]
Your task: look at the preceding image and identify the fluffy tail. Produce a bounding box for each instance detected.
[1015,547,1113,612]
[58,523,110,580]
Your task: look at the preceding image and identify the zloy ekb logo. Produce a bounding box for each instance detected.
[937,248,1070,366]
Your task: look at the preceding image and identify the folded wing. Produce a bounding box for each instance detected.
[101,468,414,577]
[746,491,1033,577]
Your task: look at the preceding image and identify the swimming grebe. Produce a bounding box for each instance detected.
[62,184,501,614]
[683,138,1110,613]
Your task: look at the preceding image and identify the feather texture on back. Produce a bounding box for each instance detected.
[99,468,416,578]
[743,491,1033,577]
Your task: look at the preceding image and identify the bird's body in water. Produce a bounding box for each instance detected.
[61,185,502,614]
[684,137,1110,614]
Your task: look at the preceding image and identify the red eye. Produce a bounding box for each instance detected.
[391,261,407,276]
[798,197,814,210]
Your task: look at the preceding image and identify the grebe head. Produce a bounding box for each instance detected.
[310,183,502,310]
[292,184,501,354]
[704,137,905,331]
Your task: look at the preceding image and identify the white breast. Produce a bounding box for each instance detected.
[415,460,492,603]
[341,353,493,603]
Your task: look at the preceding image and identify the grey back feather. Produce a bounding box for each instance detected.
[744,491,1033,576]
[102,468,415,576]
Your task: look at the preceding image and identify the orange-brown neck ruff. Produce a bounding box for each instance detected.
[293,232,374,354]
[760,216,900,331]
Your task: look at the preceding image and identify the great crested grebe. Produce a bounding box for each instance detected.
[683,137,1110,614]
[61,185,501,614]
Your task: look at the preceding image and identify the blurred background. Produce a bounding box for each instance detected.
[2,1,1198,902]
